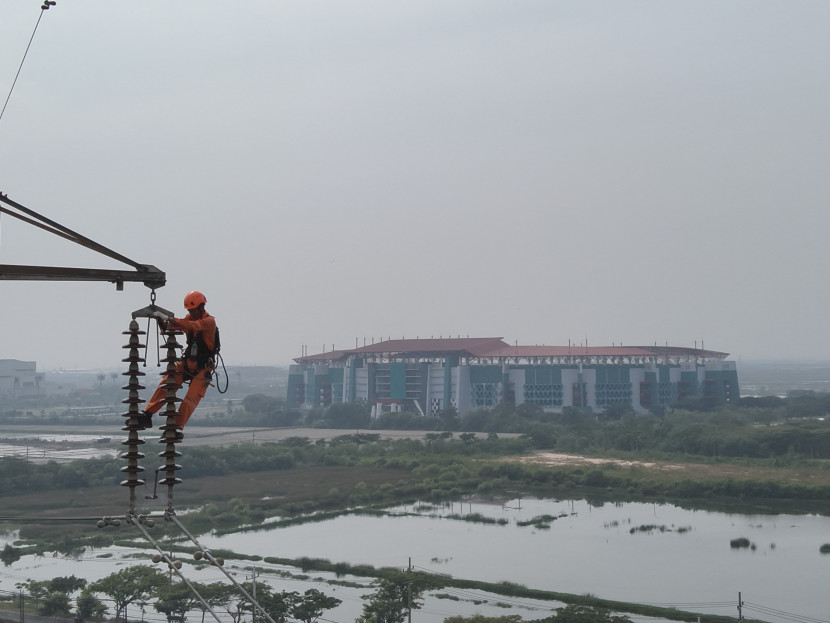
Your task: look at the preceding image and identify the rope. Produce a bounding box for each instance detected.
[213,352,229,394]
[142,314,166,369]
[0,2,55,128]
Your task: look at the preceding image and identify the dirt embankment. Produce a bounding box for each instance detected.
[513,451,830,485]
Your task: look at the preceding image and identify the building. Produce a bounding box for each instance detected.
[0,359,41,400]
[287,337,739,415]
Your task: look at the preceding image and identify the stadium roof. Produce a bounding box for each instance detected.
[293,337,729,363]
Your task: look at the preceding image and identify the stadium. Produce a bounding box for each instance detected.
[287,337,739,416]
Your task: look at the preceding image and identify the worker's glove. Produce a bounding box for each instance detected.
[152,311,170,323]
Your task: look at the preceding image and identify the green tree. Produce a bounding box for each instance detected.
[193,583,237,623]
[258,589,298,623]
[458,408,490,431]
[326,402,371,428]
[227,581,266,623]
[599,402,635,421]
[1,543,22,566]
[25,576,87,617]
[515,403,543,419]
[291,588,341,623]
[155,581,204,623]
[25,579,50,604]
[76,589,107,622]
[89,565,166,621]
[50,575,87,595]
[357,571,442,623]
[40,592,72,617]
[523,422,557,449]
[546,604,633,623]
[437,406,459,429]
[444,615,522,623]
[243,393,280,414]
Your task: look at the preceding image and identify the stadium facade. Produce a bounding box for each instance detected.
[287,337,739,415]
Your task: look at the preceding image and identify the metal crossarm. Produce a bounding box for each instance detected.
[0,192,165,290]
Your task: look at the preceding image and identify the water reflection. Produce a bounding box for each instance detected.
[209,498,830,623]
[2,499,829,623]
[0,442,117,462]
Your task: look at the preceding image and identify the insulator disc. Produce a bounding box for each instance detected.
[156,463,182,470]
[119,465,146,473]
[121,383,146,391]
[120,453,147,462]
[157,450,183,458]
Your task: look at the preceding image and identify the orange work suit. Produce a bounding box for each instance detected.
[145,312,217,428]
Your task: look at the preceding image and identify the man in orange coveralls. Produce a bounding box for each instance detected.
[138,290,218,431]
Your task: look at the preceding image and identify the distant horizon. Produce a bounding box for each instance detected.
[4,358,826,400]
[19,356,830,374]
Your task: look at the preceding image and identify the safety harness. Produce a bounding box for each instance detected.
[184,325,221,372]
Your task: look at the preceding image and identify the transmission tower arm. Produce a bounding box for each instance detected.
[0,263,165,290]
[0,192,165,290]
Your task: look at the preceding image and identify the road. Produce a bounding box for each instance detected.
[0,609,74,623]
[0,425,506,461]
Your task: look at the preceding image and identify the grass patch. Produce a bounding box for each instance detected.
[730,537,754,550]
[446,513,509,525]
[517,514,565,529]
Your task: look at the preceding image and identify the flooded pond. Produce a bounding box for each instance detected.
[3,498,829,623]
[209,498,830,623]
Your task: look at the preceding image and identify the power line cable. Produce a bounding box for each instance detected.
[436,585,555,612]
[411,564,748,617]
[743,601,829,623]
[163,511,278,623]
[129,515,223,623]
[634,600,735,609]
[0,1,56,128]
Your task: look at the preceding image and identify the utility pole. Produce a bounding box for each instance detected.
[247,567,259,623]
[737,592,742,620]
[407,557,412,623]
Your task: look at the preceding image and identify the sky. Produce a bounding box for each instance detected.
[1,1,829,371]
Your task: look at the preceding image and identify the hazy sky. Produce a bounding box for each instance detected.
[1,1,828,371]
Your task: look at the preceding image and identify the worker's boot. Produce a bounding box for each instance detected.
[137,412,153,430]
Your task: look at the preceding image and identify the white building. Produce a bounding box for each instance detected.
[0,359,40,400]
[287,337,739,415]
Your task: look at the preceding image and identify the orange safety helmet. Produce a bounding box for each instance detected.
[184,290,207,310]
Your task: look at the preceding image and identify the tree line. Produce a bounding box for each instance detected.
[5,569,340,623]
[238,390,830,460]
[6,566,727,623]
[3,405,830,508]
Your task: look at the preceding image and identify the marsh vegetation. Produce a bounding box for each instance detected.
[4,393,830,623]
